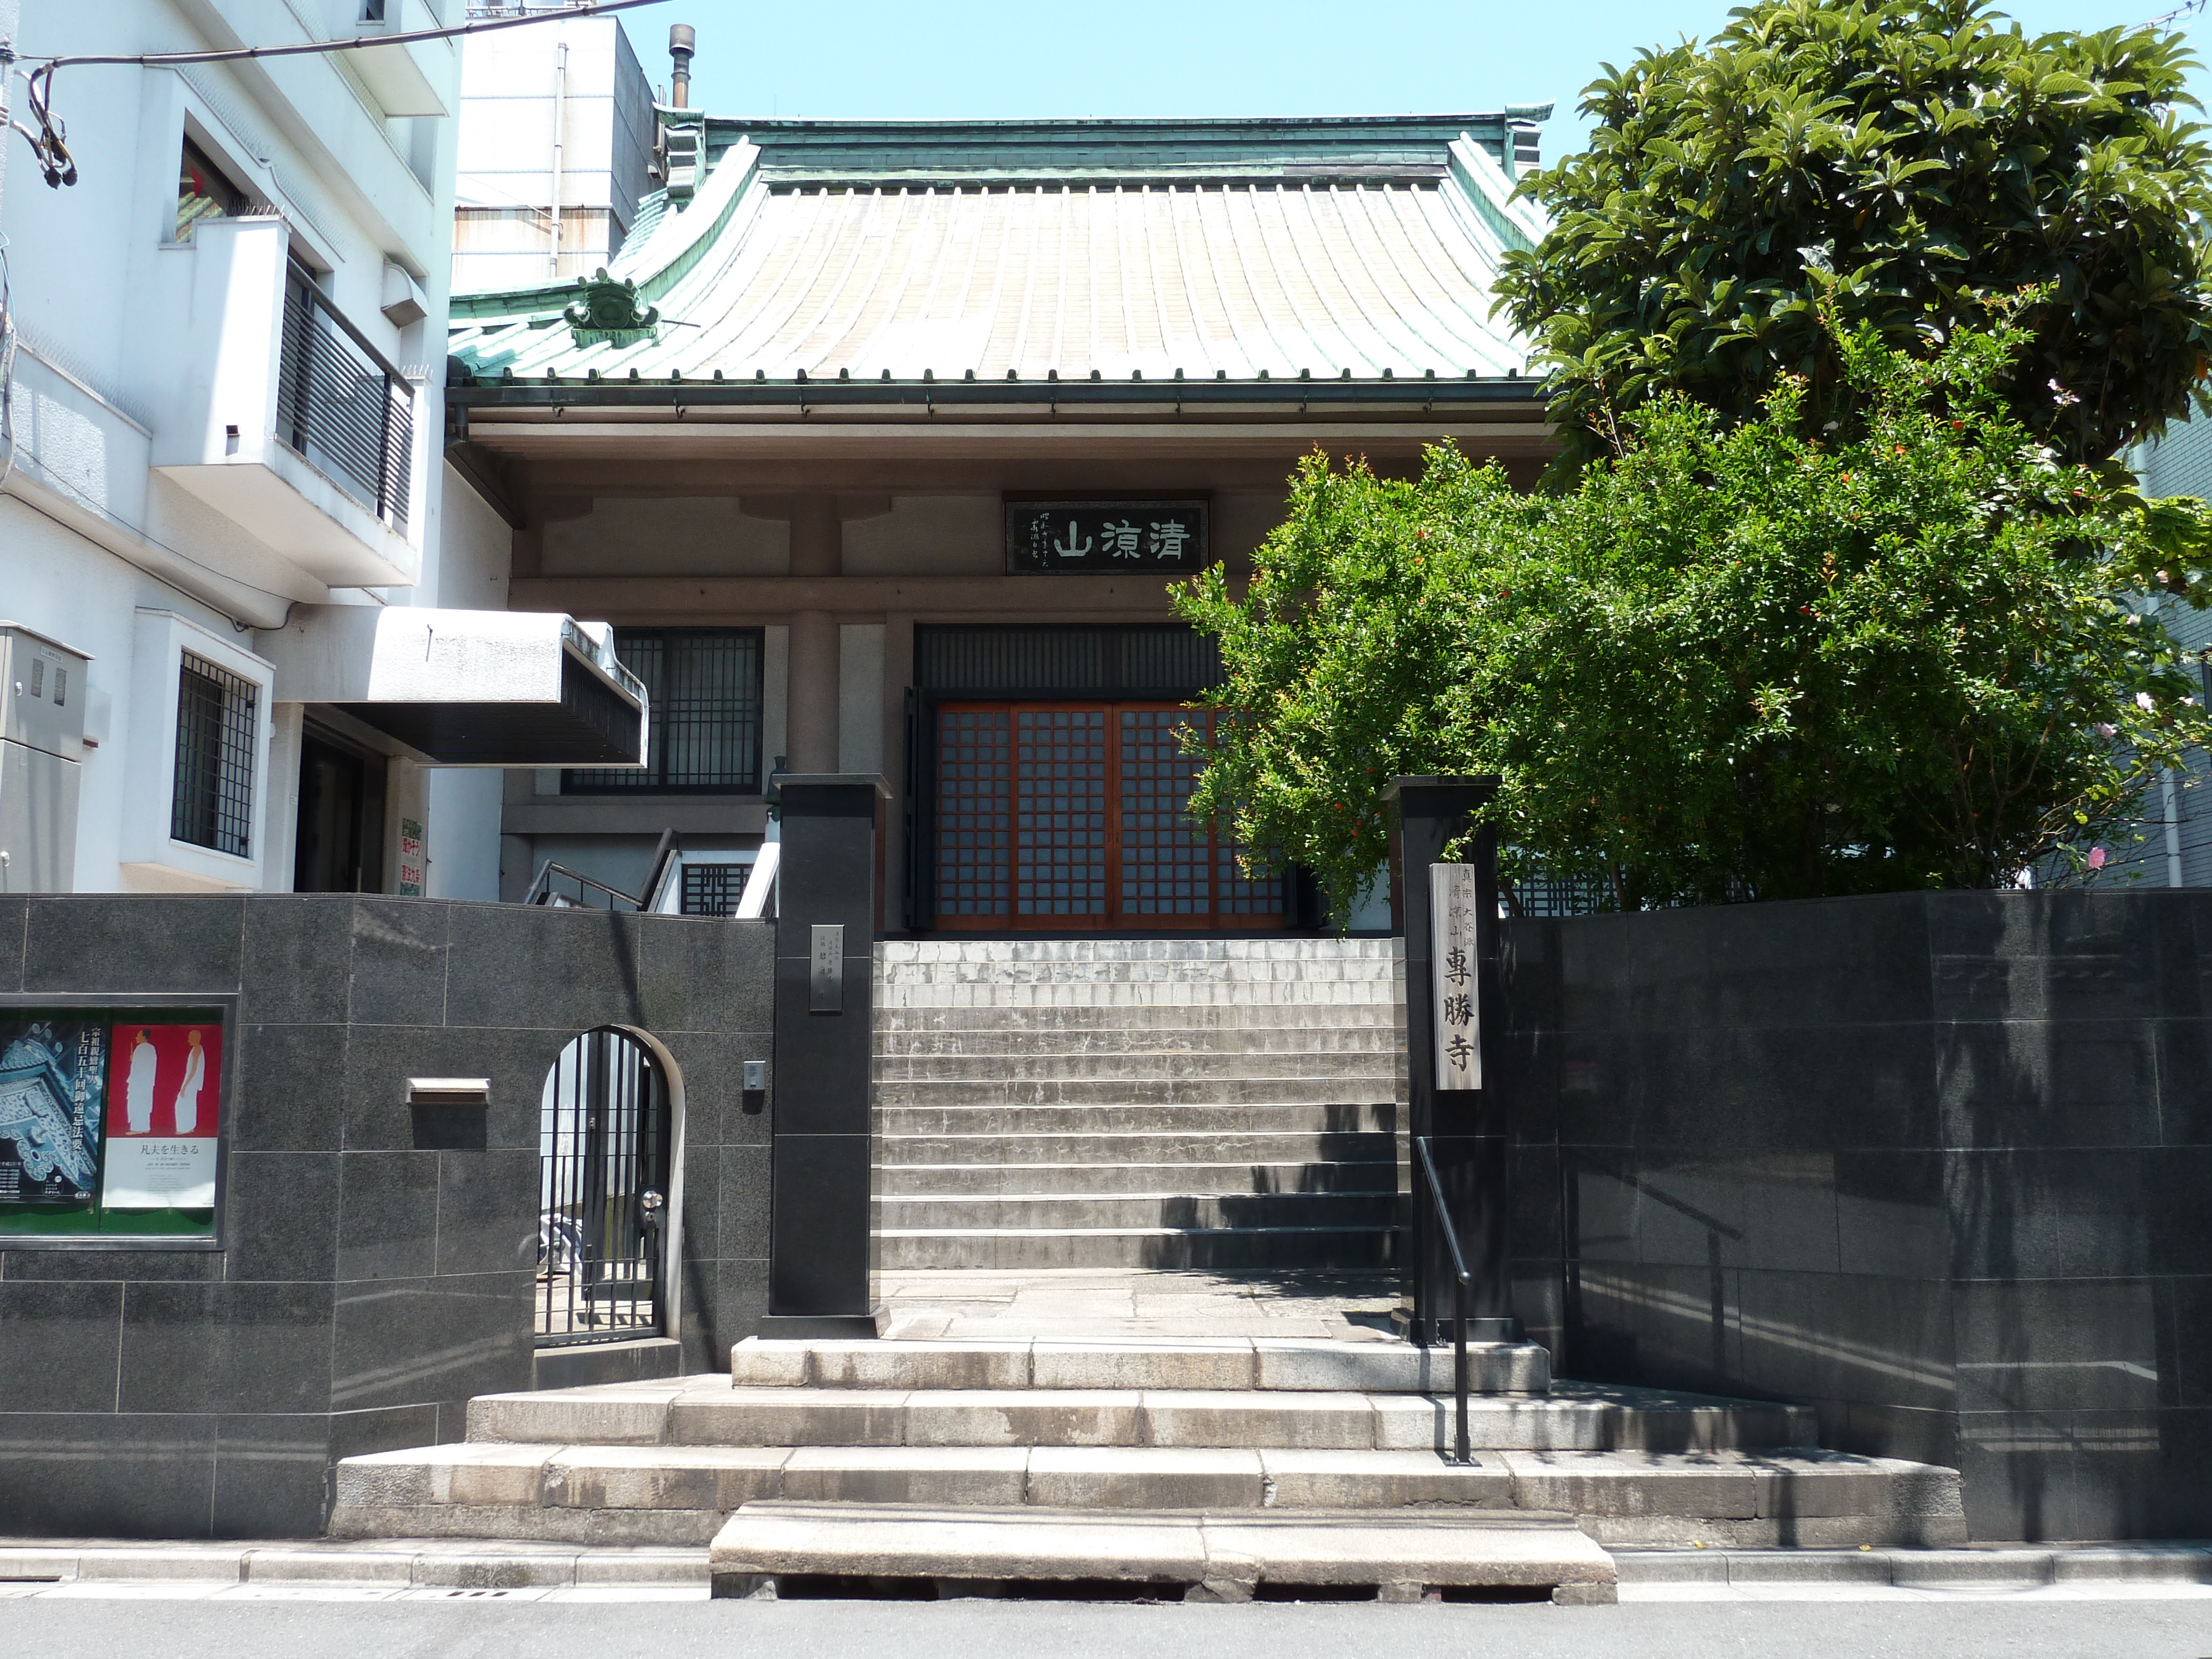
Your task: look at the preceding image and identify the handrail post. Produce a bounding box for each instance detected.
[1453,1266,1469,1466]
[1416,1135,1475,1465]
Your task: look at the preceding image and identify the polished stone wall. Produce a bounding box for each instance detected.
[0,895,771,1539]
[1498,890,2212,1542]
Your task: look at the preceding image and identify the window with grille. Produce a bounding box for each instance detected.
[171,653,258,858]
[565,629,763,793]
[680,862,750,916]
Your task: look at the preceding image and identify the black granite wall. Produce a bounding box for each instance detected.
[1497,890,2212,1542]
[0,895,772,1539]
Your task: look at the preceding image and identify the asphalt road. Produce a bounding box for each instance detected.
[9,1596,2212,1659]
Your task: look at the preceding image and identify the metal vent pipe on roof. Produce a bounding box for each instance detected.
[669,24,695,108]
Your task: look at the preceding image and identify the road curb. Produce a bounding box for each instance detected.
[0,1540,707,1590]
[1612,1544,2212,1587]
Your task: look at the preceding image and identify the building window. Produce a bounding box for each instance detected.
[176,137,249,242]
[565,629,763,794]
[680,863,750,917]
[171,653,258,858]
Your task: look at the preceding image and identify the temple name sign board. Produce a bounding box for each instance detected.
[1429,864,1481,1090]
[1007,501,1208,572]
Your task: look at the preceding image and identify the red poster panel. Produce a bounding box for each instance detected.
[102,1023,222,1209]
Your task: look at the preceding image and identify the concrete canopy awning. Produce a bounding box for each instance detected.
[262,607,647,767]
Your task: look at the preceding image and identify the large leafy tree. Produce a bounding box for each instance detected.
[1175,313,2210,918]
[1495,0,2212,471]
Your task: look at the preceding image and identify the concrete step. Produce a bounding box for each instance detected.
[874,955,1406,983]
[872,1052,1407,1084]
[708,1503,1615,1601]
[878,1160,1406,1197]
[464,1380,1815,1455]
[878,1130,1402,1165]
[729,1337,1548,1394]
[328,1437,1963,1554]
[878,940,1404,963]
[874,1103,1403,1137]
[875,1005,1409,1034]
[874,1193,1407,1232]
[877,1225,1403,1270]
[877,985,1406,1011]
[874,1077,1405,1109]
[876,1026,1409,1058]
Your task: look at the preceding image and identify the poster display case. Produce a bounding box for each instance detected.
[0,994,231,1248]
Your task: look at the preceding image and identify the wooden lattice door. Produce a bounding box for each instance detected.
[929,701,1284,931]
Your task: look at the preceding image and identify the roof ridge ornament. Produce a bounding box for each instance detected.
[565,269,661,348]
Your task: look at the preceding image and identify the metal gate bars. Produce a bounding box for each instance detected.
[536,1027,670,1345]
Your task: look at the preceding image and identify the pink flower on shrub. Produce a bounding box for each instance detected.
[2088,846,2109,871]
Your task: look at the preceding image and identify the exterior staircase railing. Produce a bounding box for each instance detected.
[1413,1135,1473,1466]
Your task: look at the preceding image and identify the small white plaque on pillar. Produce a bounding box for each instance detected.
[1430,863,1480,1090]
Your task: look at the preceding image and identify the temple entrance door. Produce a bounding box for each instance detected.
[930,701,1285,932]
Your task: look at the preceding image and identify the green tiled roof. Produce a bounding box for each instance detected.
[450,112,1552,389]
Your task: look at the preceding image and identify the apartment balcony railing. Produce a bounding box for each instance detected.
[278,266,414,537]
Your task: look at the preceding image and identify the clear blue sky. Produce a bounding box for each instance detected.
[631,0,2212,152]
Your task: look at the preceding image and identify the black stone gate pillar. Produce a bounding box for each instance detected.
[763,774,888,1338]
[1385,776,1512,1345]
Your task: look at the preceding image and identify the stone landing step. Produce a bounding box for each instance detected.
[874,1079,1405,1109]
[878,1130,1400,1165]
[879,1159,1404,1197]
[874,1103,1404,1135]
[729,1336,1549,1393]
[876,1024,1410,1056]
[877,1194,1405,1230]
[461,1381,1813,1453]
[707,1503,1615,1603]
[877,1224,1402,1271]
[876,1005,1408,1034]
[333,1444,1959,1552]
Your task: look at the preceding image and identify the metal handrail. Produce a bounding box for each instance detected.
[1413,1135,1473,1466]
[525,859,640,911]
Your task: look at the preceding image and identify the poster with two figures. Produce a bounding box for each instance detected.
[0,1015,222,1217]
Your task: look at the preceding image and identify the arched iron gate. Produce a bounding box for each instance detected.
[536,1028,670,1345]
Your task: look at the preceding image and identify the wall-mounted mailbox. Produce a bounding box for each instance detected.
[742,1060,768,1092]
[406,1077,491,1108]
[809,925,844,1013]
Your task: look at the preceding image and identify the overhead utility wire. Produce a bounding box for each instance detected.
[2,0,669,188]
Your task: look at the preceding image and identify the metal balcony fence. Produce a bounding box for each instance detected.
[276,266,413,534]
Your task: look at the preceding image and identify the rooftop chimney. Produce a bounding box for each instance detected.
[669,24,695,108]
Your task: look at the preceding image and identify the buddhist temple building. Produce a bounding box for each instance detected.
[444,108,1557,930]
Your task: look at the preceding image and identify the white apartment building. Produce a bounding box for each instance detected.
[0,0,643,901]
[452,3,660,292]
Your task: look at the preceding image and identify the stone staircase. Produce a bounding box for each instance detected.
[330,1335,1966,1600]
[873,940,1408,1271]
[326,933,1969,1599]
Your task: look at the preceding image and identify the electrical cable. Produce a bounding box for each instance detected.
[4,0,669,189]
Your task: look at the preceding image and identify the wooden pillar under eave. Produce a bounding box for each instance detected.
[762,773,888,1338]
[1385,775,1512,1346]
